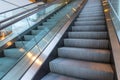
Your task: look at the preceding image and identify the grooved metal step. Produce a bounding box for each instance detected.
[15,41,28,48]
[80,11,103,14]
[0,57,16,72]
[41,73,81,80]
[4,48,24,58]
[31,30,42,35]
[64,39,109,49]
[58,47,110,63]
[77,17,105,21]
[79,14,104,17]
[68,32,108,39]
[82,10,103,12]
[50,58,114,80]
[72,25,106,31]
[74,20,105,25]
[24,35,34,41]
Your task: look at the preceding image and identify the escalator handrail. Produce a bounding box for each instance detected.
[0,0,63,30]
[0,4,44,24]
[0,2,39,14]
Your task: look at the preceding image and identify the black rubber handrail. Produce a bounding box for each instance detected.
[0,0,62,30]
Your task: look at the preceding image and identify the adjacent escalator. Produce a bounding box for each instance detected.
[41,0,114,80]
[0,0,81,79]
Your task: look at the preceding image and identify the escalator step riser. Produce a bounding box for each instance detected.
[68,32,108,39]
[4,49,23,58]
[50,58,114,80]
[74,21,105,25]
[24,35,34,41]
[80,12,104,15]
[41,73,82,80]
[81,9,103,12]
[31,30,42,35]
[79,16,105,19]
[80,11,103,14]
[0,58,17,74]
[76,17,105,21]
[79,14,104,17]
[72,25,107,31]
[64,39,109,49]
[58,47,110,63]
[15,41,27,48]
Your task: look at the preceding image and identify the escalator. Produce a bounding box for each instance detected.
[41,0,114,80]
[0,0,119,79]
[0,0,82,79]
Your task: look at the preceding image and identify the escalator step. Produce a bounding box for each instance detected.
[83,7,102,9]
[41,73,81,80]
[79,12,104,16]
[43,22,57,25]
[0,72,5,79]
[37,26,45,30]
[0,57,16,73]
[68,32,108,39]
[82,10,103,12]
[64,39,109,49]
[79,14,104,17]
[80,12,104,15]
[80,11,103,14]
[77,16,104,20]
[37,25,53,30]
[58,47,110,63]
[15,41,28,48]
[72,25,106,31]
[4,48,24,58]
[24,35,34,41]
[31,30,42,35]
[47,19,59,22]
[50,58,114,80]
[42,23,55,26]
[34,30,47,42]
[84,4,102,7]
[74,20,105,25]
[77,17,104,21]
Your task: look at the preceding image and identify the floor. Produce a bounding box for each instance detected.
[0,0,32,13]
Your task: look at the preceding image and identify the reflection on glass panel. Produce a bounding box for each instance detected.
[0,1,65,79]
[109,0,120,42]
[12,18,30,34]
[110,0,120,17]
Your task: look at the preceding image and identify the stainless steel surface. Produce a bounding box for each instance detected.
[102,0,120,79]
